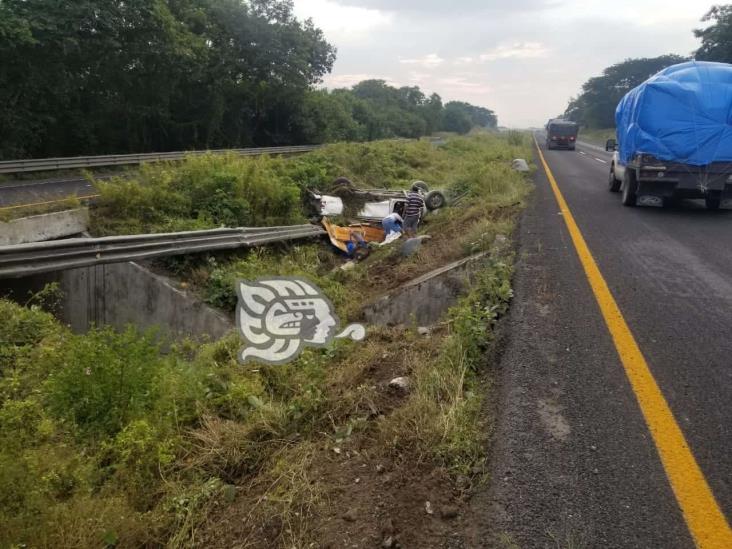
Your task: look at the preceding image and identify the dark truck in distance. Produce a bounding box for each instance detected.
[545,119,578,150]
[607,61,732,209]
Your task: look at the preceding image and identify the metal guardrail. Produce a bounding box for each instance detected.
[0,145,321,175]
[0,224,325,278]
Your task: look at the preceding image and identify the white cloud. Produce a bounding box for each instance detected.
[293,0,711,127]
[454,56,475,66]
[293,0,393,39]
[479,42,549,62]
[324,0,556,15]
[437,77,493,95]
[323,73,399,88]
[399,54,444,68]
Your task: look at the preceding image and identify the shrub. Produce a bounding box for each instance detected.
[104,419,176,509]
[43,326,164,438]
[92,154,305,235]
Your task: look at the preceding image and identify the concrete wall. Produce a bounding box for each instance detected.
[362,250,491,327]
[3,261,233,342]
[0,208,89,245]
[59,261,234,341]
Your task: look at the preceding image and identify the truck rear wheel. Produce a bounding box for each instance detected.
[621,170,638,206]
[608,164,621,192]
[705,195,721,210]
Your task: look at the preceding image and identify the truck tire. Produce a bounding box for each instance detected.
[621,170,638,207]
[608,164,621,192]
[332,177,354,189]
[705,195,721,210]
[412,181,429,193]
[424,190,446,210]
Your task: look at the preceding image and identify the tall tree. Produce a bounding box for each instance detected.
[0,0,335,158]
[695,5,732,63]
[564,55,687,128]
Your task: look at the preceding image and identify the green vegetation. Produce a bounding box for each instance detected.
[563,55,687,128]
[0,1,496,160]
[695,5,732,63]
[91,154,306,235]
[577,128,616,147]
[1,134,532,547]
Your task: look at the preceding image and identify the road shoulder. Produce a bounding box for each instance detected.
[473,147,691,548]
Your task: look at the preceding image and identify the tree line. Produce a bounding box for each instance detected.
[564,5,732,128]
[0,0,497,160]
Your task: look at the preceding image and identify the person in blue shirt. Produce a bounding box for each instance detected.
[381,212,403,235]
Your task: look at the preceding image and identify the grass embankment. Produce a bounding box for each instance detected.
[1,134,532,547]
[578,127,616,147]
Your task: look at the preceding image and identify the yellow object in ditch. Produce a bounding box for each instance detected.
[321,218,385,253]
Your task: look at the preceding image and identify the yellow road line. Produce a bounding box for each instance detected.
[0,194,99,211]
[534,137,732,548]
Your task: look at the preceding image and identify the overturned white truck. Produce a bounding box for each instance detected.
[606,61,732,209]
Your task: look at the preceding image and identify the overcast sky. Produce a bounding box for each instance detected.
[292,0,713,127]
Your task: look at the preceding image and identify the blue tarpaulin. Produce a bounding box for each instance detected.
[615,61,732,166]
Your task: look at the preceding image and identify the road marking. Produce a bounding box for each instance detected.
[579,151,587,156]
[0,194,99,212]
[594,157,608,164]
[534,137,732,549]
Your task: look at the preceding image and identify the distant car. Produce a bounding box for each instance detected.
[308,178,446,221]
[545,119,578,150]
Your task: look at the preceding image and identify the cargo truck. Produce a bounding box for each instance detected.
[606,61,732,209]
[545,119,578,150]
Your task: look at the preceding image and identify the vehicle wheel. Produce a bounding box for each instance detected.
[621,170,638,206]
[424,190,446,210]
[705,195,721,210]
[411,180,429,193]
[608,165,621,192]
[332,177,354,189]
[662,196,678,208]
[331,177,355,197]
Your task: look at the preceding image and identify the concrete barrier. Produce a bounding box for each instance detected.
[362,234,510,327]
[59,261,233,341]
[2,260,233,342]
[363,251,490,326]
[0,208,89,245]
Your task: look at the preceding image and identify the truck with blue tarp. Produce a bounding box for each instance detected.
[606,61,732,209]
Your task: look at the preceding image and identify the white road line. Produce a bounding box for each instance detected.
[579,151,587,156]
[594,157,608,164]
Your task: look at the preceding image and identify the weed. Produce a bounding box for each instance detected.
[0,132,534,547]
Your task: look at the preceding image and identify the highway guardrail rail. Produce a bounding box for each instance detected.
[0,145,320,175]
[0,224,325,278]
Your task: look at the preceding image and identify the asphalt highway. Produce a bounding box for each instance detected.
[483,138,732,548]
[0,176,99,209]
